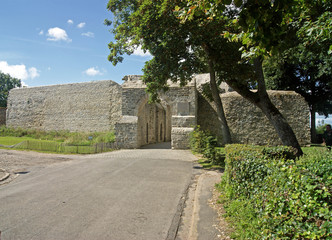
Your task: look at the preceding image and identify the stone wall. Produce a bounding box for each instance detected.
[5,74,311,149]
[114,116,138,149]
[6,80,122,132]
[198,90,311,146]
[0,108,6,126]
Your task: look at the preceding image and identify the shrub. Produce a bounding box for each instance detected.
[214,147,225,167]
[189,125,209,154]
[316,123,329,135]
[189,126,225,166]
[221,145,331,239]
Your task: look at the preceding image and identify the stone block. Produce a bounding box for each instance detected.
[176,102,190,116]
[172,116,196,128]
[171,127,194,149]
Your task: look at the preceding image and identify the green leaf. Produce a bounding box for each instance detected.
[222,0,232,5]
[234,0,242,8]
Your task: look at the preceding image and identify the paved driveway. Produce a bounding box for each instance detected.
[0,146,197,240]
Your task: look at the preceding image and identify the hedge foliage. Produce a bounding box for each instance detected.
[220,144,331,239]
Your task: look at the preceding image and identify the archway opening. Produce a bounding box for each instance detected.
[137,98,171,148]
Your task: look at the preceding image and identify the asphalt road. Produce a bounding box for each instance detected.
[0,147,197,240]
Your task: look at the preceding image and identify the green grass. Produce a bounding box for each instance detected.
[302,145,329,154]
[0,126,115,145]
[13,139,114,154]
[0,136,35,146]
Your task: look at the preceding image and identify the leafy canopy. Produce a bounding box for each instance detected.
[178,0,332,56]
[0,72,21,108]
[106,0,254,101]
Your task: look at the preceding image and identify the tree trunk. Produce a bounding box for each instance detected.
[224,58,303,156]
[208,59,232,145]
[310,105,317,143]
[255,94,304,156]
[253,58,303,156]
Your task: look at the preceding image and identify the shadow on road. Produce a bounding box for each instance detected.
[140,142,171,149]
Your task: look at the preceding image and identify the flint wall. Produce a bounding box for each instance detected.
[198,90,311,146]
[6,80,122,132]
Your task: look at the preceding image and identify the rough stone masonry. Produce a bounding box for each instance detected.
[6,74,311,149]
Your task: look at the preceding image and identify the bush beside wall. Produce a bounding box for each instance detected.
[189,126,225,166]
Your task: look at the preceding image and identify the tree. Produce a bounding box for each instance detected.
[176,0,332,156]
[0,71,21,108]
[106,0,320,155]
[297,1,332,55]
[265,43,332,143]
[106,0,233,144]
[170,0,305,155]
[262,0,332,142]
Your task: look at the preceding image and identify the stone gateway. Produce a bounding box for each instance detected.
[6,74,310,149]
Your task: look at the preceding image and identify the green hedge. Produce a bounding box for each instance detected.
[220,144,331,239]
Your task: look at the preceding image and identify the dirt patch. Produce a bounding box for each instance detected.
[0,149,74,185]
[209,187,234,239]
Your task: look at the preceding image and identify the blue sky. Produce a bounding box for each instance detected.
[0,0,151,87]
[316,113,332,126]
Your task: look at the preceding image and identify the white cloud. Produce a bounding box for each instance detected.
[0,61,40,81]
[39,30,44,35]
[67,19,74,24]
[47,27,72,42]
[81,32,94,38]
[77,22,86,28]
[84,67,102,76]
[28,67,40,79]
[132,46,151,57]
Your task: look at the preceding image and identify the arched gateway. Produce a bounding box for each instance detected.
[114,75,197,149]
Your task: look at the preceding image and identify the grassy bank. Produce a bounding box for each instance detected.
[0,127,116,154]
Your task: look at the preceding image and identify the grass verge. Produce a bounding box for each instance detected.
[0,136,35,146]
[197,158,224,171]
[0,127,116,154]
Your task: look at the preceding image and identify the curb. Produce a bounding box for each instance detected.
[166,180,191,240]
[175,168,223,240]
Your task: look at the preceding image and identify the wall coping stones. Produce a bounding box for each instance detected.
[122,75,195,88]
[9,79,120,92]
